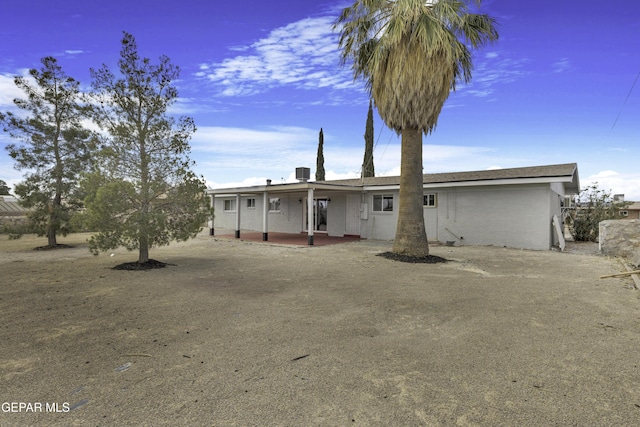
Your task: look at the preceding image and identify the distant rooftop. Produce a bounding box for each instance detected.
[0,196,29,215]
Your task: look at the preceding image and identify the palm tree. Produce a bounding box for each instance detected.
[335,0,498,256]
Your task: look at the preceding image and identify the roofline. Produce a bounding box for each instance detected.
[364,176,579,192]
[207,181,362,195]
[207,163,580,195]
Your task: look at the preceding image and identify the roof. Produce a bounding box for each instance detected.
[0,196,29,215]
[323,163,579,188]
[208,163,580,195]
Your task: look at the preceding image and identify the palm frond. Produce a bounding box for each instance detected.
[335,0,498,133]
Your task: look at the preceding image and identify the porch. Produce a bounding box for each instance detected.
[213,230,362,247]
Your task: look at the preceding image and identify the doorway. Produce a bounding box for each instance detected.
[304,198,328,232]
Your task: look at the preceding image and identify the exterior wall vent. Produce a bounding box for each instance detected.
[296,167,310,182]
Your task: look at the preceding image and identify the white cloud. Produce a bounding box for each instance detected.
[199,14,529,104]
[200,16,356,96]
[0,71,29,108]
[455,53,530,99]
[584,170,640,201]
[552,58,571,73]
[193,124,499,188]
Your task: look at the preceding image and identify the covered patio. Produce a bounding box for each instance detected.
[208,180,363,246]
[214,231,362,247]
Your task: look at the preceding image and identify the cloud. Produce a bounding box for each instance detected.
[200,16,357,97]
[191,125,319,174]
[456,53,531,98]
[193,124,500,188]
[64,50,84,55]
[552,58,571,73]
[0,71,30,108]
[200,13,528,104]
[584,170,640,201]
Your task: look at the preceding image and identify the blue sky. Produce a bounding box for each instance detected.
[1,0,639,199]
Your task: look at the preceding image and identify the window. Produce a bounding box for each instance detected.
[247,198,256,209]
[223,199,235,212]
[423,193,437,207]
[269,197,281,212]
[373,194,393,212]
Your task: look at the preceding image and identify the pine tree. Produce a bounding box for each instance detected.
[0,57,94,247]
[0,180,11,196]
[84,32,210,265]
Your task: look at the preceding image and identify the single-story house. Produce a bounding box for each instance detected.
[207,163,580,250]
[0,195,31,231]
[620,202,640,220]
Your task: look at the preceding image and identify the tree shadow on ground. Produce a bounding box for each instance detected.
[377,252,448,264]
[112,259,171,271]
[34,244,74,250]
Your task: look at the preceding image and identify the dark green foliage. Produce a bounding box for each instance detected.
[316,128,325,181]
[362,99,375,178]
[84,32,211,263]
[0,57,95,246]
[0,180,10,195]
[569,184,630,242]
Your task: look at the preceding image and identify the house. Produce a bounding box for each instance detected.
[207,163,580,250]
[0,195,30,231]
[620,202,640,219]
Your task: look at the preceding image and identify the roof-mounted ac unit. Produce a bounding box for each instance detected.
[296,167,310,182]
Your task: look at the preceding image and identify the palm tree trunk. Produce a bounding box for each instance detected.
[392,127,429,256]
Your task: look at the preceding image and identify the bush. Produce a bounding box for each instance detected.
[568,184,629,242]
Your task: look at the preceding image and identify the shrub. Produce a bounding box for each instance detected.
[568,184,629,242]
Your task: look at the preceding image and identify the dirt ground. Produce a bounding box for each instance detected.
[1,231,639,426]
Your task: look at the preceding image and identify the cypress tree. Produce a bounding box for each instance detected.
[362,100,375,178]
[316,128,325,181]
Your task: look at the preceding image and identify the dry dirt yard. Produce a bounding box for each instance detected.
[1,231,640,426]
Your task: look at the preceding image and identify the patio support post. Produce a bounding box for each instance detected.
[235,194,241,238]
[307,188,314,245]
[262,191,269,241]
[209,193,215,236]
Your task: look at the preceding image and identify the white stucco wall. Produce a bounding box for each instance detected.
[434,184,553,250]
[326,194,347,237]
[213,182,565,250]
[360,192,398,240]
[214,192,354,236]
[214,194,306,234]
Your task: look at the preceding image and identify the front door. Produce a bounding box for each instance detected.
[345,194,361,236]
[304,198,328,232]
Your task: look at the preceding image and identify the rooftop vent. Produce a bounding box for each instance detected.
[296,167,310,183]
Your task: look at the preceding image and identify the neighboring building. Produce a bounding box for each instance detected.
[0,195,30,231]
[207,163,580,250]
[620,202,640,220]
